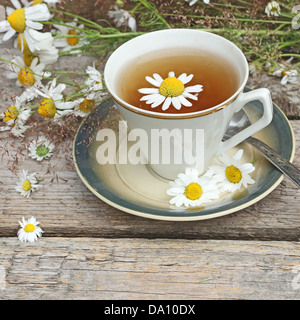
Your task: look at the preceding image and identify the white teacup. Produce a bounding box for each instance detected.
[104,29,273,180]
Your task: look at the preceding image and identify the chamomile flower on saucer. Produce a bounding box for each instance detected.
[138,71,203,111]
[15,169,41,198]
[17,216,43,243]
[167,168,220,207]
[205,149,255,193]
[265,1,281,17]
[28,136,55,161]
[6,56,50,88]
[0,0,51,52]
[35,78,77,121]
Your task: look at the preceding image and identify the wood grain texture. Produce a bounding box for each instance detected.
[0,121,299,241]
[0,237,299,300]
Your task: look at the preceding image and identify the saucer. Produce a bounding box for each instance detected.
[73,89,295,221]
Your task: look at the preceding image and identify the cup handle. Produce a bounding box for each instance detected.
[217,88,273,155]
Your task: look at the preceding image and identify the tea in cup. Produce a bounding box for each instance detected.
[104,29,273,180]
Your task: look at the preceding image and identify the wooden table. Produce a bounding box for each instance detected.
[0,44,299,300]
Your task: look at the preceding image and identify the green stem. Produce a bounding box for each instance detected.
[45,70,87,76]
[278,39,300,50]
[49,8,104,30]
[137,0,171,28]
[281,53,300,59]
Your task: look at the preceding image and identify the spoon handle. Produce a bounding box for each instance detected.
[246,136,300,188]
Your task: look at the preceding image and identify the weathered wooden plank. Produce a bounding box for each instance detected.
[0,237,299,300]
[0,121,299,241]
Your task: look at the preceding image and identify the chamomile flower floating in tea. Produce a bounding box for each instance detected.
[138,71,203,111]
[17,216,43,243]
[15,169,41,198]
[167,168,220,207]
[0,0,51,52]
[28,136,55,161]
[205,149,255,193]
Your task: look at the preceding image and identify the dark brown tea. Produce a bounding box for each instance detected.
[117,48,240,114]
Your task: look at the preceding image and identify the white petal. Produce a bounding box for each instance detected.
[168,71,175,77]
[182,92,198,100]
[177,95,192,107]
[138,88,159,94]
[171,97,182,110]
[11,0,22,9]
[162,97,172,111]
[185,84,203,93]
[152,73,163,84]
[145,76,160,87]
[151,95,165,108]
[140,93,161,102]
[2,28,16,41]
[233,149,243,161]
[0,20,11,32]
[6,7,14,16]
[178,73,193,84]
[25,20,43,30]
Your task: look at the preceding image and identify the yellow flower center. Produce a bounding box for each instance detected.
[33,0,44,5]
[225,165,242,183]
[7,8,26,33]
[4,106,19,123]
[24,223,36,233]
[281,70,287,77]
[159,77,185,97]
[18,68,35,87]
[79,99,95,113]
[38,98,57,118]
[23,52,38,67]
[67,29,79,46]
[185,183,203,201]
[17,34,32,55]
[22,179,31,191]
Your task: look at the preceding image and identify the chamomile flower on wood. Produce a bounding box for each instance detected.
[28,136,55,161]
[108,5,137,32]
[265,1,281,17]
[205,149,255,193]
[138,71,203,111]
[273,65,298,86]
[36,78,77,122]
[52,18,87,56]
[15,169,41,198]
[18,216,43,243]
[0,0,51,52]
[16,31,59,66]
[167,168,220,207]
[6,56,50,88]
[0,96,31,137]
